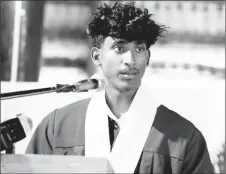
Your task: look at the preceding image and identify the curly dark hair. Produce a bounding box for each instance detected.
[87,1,168,48]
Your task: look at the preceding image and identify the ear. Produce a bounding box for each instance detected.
[90,47,101,66]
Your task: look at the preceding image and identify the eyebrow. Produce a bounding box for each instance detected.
[112,39,128,45]
[111,39,147,47]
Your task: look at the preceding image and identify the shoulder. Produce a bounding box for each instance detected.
[43,98,91,147]
[146,104,205,160]
[55,98,91,119]
[53,98,91,127]
[155,104,198,136]
[26,98,92,152]
[41,98,91,133]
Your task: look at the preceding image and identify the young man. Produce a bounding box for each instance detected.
[26,2,214,173]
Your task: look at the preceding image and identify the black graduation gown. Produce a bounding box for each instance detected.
[26,98,215,173]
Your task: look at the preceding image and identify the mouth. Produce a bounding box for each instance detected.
[119,69,138,80]
[120,69,138,75]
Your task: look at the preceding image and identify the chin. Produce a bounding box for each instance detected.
[116,82,139,93]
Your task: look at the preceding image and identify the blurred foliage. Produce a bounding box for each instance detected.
[158,32,225,45]
[42,1,97,40]
[150,62,225,79]
[41,1,225,44]
[43,57,88,69]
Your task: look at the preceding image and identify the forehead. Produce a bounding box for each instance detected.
[102,37,147,47]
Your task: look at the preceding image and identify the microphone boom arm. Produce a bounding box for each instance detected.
[1,79,99,100]
[1,84,79,100]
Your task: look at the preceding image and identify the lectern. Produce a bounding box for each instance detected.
[1,154,114,173]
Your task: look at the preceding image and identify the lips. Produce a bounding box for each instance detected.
[120,69,138,75]
[119,69,138,80]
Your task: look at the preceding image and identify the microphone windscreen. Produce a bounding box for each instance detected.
[17,113,33,137]
[90,73,106,91]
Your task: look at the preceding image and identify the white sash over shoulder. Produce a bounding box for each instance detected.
[85,85,160,173]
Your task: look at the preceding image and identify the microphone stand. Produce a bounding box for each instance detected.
[1,79,99,100]
[0,84,77,100]
[1,127,15,154]
[5,144,15,154]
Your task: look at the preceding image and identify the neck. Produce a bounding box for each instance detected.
[105,85,139,119]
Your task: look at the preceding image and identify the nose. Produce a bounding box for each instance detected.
[123,50,135,66]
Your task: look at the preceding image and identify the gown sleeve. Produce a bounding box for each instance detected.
[181,128,215,174]
[25,110,56,154]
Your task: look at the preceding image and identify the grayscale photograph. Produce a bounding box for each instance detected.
[1,1,225,173]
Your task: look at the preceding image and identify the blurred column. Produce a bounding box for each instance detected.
[207,4,217,37]
[190,2,198,34]
[217,3,225,36]
[202,3,210,36]
[171,2,180,34]
[177,2,186,36]
[153,2,161,24]
[163,2,172,29]
[17,1,45,82]
[0,1,15,81]
[183,2,193,34]
[194,2,204,36]
[158,2,166,25]
[11,1,23,82]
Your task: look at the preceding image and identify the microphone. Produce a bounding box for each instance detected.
[90,73,106,92]
[1,114,33,152]
[57,78,105,93]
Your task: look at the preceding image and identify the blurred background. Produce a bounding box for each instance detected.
[1,1,225,172]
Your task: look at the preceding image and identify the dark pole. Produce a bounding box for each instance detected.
[0,1,15,81]
[18,1,45,82]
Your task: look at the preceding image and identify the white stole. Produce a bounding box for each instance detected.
[85,85,159,173]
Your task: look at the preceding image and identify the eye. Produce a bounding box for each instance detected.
[136,46,146,52]
[113,45,124,52]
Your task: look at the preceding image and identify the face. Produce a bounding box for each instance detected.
[92,37,150,92]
